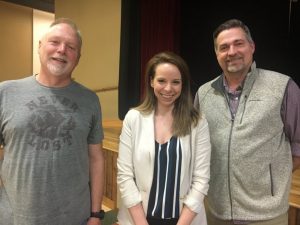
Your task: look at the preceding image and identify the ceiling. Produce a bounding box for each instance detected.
[3,0,54,13]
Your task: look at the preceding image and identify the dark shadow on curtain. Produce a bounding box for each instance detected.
[118,0,141,120]
[180,0,300,97]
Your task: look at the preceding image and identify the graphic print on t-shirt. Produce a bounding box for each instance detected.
[25,95,78,151]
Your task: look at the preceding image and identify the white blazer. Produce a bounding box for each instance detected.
[117,109,211,225]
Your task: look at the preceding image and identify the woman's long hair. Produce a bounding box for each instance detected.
[135,51,200,136]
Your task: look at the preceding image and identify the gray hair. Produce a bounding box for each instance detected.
[49,18,82,50]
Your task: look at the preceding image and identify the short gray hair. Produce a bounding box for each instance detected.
[50,18,82,50]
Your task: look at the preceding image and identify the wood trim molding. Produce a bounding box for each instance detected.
[93,86,118,93]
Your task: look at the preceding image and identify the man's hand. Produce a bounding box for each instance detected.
[87,217,101,225]
[293,156,300,172]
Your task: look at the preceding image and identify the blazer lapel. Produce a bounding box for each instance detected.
[142,111,156,164]
[180,134,192,185]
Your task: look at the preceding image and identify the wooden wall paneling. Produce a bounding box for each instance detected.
[102,120,122,209]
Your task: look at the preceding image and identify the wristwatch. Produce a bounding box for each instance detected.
[90,210,105,220]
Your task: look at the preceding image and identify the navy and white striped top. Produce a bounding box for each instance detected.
[147,136,182,219]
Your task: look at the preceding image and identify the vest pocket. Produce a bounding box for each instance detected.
[269,164,274,196]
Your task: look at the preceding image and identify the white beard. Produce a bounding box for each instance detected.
[227,63,244,73]
[47,62,67,76]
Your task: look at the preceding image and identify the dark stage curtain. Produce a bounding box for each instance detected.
[140,0,180,96]
[118,0,180,119]
[118,0,141,120]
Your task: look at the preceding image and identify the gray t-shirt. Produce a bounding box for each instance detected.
[0,75,104,225]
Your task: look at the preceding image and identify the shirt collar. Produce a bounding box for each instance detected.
[223,76,243,94]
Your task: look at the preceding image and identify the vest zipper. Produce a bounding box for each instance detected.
[269,164,274,196]
[224,91,235,219]
[239,95,248,124]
